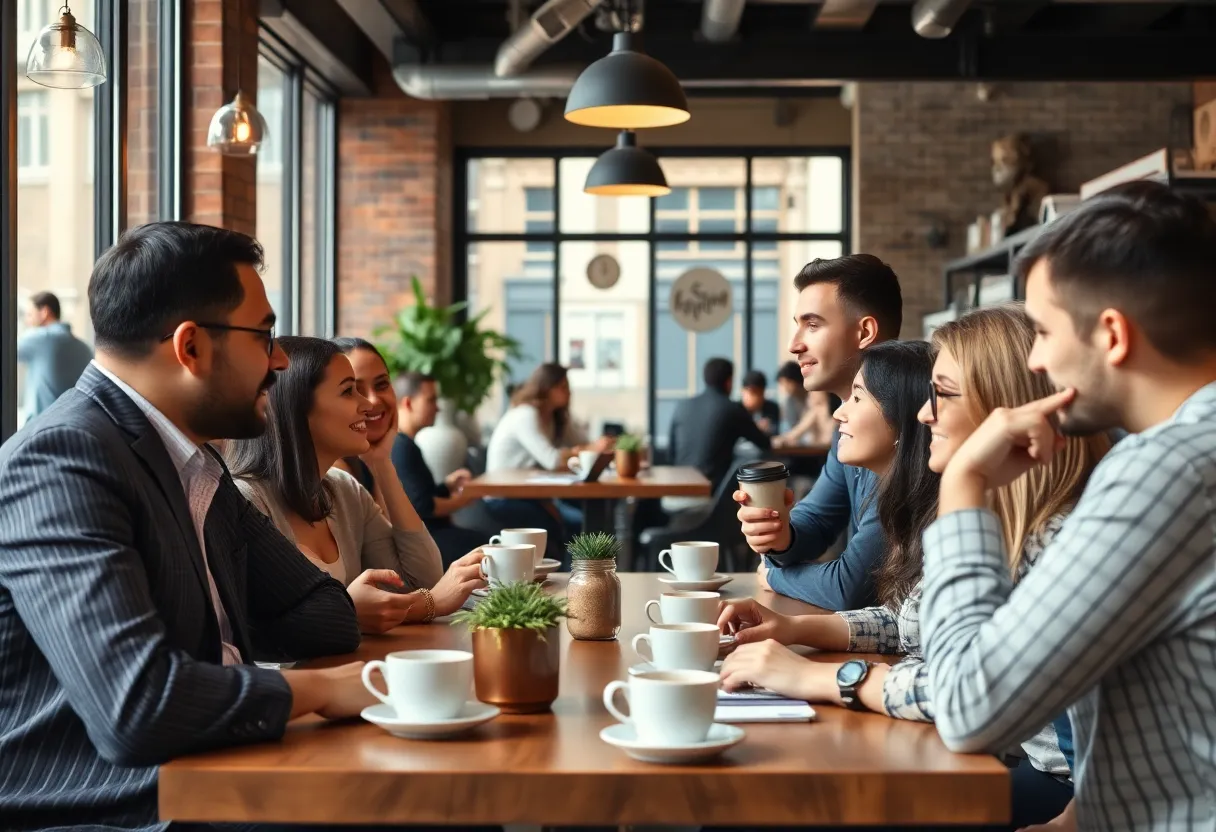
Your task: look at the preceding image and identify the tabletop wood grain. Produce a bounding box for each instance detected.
[461,465,712,500]
[159,573,1009,826]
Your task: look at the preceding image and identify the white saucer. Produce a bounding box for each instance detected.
[471,587,491,598]
[361,701,500,739]
[629,660,722,676]
[657,573,733,592]
[599,722,745,764]
[534,558,561,576]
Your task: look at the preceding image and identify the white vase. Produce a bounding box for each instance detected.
[415,398,470,482]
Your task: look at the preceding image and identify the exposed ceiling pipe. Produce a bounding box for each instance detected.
[814,0,880,29]
[395,63,583,100]
[911,0,972,38]
[494,0,605,78]
[701,0,747,43]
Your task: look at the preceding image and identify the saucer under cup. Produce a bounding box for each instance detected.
[645,590,720,625]
[658,541,719,583]
[362,649,473,723]
[603,669,719,746]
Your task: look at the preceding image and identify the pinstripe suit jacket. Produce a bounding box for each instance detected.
[0,365,362,831]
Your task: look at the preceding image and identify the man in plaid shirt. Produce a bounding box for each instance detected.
[923,181,1216,831]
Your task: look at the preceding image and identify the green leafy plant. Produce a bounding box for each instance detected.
[614,433,643,453]
[452,581,567,633]
[567,532,621,562]
[375,277,523,414]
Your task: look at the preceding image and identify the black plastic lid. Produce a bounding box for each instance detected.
[736,460,789,483]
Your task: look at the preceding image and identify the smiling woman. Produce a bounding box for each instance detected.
[225,336,488,636]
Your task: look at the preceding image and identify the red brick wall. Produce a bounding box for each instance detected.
[854,82,1193,337]
[184,0,259,235]
[126,0,158,227]
[336,62,452,337]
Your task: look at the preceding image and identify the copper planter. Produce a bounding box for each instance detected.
[471,626,560,714]
[615,450,641,479]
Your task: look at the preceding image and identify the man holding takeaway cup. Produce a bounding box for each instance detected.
[733,255,903,609]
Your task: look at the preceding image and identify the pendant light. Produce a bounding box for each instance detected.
[564,31,690,130]
[206,0,267,156]
[584,131,670,197]
[25,4,107,89]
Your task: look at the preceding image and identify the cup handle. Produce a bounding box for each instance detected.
[644,599,662,624]
[480,559,495,582]
[567,458,580,474]
[631,633,653,664]
[658,549,675,575]
[488,535,502,545]
[361,660,392,708]
[602,680,631,725]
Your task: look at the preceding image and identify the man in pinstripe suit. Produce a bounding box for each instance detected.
[0,223,373,831]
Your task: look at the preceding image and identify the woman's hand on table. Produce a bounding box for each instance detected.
[717,598,794,645]
[347,569,414,634]
[719,640,824,701]
[428,548,487,616]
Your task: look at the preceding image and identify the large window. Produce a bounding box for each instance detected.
[458,151,850,446]
[5,0,183,437]
[255,34,337,336]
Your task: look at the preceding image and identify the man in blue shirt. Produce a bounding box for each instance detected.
[17,291,93,418]
[733,254,903,609]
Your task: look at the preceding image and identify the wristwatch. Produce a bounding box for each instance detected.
[836,660,873,711]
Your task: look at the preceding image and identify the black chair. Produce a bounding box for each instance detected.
[636,472,752,573]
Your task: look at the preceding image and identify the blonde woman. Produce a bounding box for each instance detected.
[717,304,1109,830]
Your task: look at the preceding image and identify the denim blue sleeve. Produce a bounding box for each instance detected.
[764,485,884,610]
[767,435,851,567]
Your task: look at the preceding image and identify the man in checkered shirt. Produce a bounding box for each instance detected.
[922,181,1216,831]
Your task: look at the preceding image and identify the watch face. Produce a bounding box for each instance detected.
[836,660,867,687]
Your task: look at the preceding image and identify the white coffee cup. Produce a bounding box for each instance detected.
[480,544,536,585]
[489,528,548,565]
[645,590,720,625]
[632,623,720,672]
[568,450,600,476]
[602,669,719,745]
[657,541,719,582]
[361,649,473,722]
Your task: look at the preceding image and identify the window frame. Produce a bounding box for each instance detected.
[453,146,852,444]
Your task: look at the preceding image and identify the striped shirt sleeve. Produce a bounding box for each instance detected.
[921,441,1212,755]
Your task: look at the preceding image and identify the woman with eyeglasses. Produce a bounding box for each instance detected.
[716,305,1109,830]
[226,337,485,635]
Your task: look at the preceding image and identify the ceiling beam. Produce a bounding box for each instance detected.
[813,0,881,29]
[332,0,402,59]
[380,0,436,46]
[259,0,375,94]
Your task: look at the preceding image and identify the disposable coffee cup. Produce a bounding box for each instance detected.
[736,460,790,525]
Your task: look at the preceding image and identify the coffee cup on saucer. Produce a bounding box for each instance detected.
[632,623,720,672]
[361,649,473,722]
[488,528,548,566]
[602,669,719,746]
[644,590,720,625]
[657,541,719,582]
[480,544,536,585]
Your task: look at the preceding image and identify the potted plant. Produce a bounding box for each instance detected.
[566,532,622,641]
[452,581,567,714]
[376,276,522,477]
[613,433,643,479]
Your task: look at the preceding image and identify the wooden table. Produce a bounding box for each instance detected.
[463,465,712,534]
[160,574,1009,827]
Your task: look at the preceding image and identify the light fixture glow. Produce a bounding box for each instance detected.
[25,4,107,89]
[565,32,689,130]
[207,91,267,157]
[584,131,670,197]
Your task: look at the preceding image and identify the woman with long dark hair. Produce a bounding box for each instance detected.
[226,337,485,634]
[483,362,613,562]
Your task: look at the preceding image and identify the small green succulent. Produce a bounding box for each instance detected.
[615,433,643,453]
[451,581,567,633]
[566,531,621,562]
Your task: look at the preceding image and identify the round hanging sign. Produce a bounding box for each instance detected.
[586,253,621,290]
[669,267,732,332]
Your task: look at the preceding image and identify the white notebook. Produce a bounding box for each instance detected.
[715,688,817,723]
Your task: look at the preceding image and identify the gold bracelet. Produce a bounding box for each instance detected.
[418,587,436,623]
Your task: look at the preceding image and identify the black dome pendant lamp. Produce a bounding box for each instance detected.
[564,31,690,130]
[584,131,670,197]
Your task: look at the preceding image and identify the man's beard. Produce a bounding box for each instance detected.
[185,365,277,441]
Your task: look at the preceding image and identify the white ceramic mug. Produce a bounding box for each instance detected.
[488,528,548,565]
[361,649,473,722]
[632,623,720,672]
[567,450,600,476]
[480,544,536,585]
[657,541,719,582]
[644,591,720,625]
[602,670,719,745]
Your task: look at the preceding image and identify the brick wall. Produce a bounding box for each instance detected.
[184,0,259,235]
[854,82,1193,337]
[126,0,158,227]
[336,62,452,337]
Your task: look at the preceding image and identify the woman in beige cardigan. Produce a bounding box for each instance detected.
[226,336,484,634]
